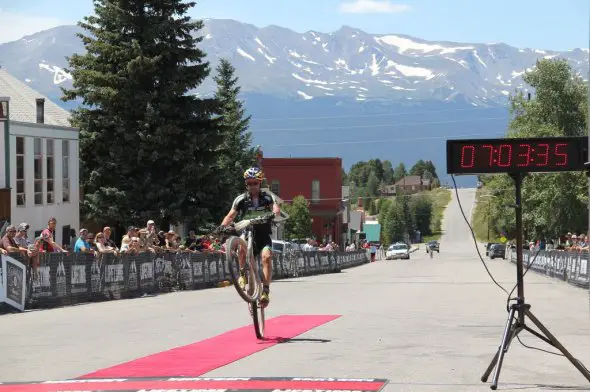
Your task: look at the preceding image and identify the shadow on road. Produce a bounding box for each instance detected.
[262,337,332,344]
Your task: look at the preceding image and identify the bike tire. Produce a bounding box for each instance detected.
[226,236,258,303]
[251,300,265,339]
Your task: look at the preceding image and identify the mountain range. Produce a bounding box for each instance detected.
[0,19,587,185]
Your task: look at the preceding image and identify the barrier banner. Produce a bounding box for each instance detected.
[1,254,26,312]
[0,249,369,312]
[510,249,590,289]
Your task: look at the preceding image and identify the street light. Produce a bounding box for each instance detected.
[0,97,10,189]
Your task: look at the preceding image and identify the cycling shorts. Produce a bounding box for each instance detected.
[251,231,272,258]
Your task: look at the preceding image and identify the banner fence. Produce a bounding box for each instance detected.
[0,249,369,311]
[508,248,590,289]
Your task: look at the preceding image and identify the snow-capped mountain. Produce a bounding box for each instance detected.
[0,19,587,107]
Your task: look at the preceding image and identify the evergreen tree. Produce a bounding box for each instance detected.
[366,172,380,197]
[381,160,394,183]
[392,163,407,183]
[410,194,433,236]
[213,58,256,218]
[400,194,415,241]
[62,0,222,228]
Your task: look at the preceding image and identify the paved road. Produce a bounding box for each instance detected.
[1,187,590,391]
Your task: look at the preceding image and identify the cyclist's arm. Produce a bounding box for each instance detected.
[222,194,245,226]
[268,192,281,216]
[221,209,238,226]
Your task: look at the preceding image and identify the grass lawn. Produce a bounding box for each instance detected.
[471,188,503,243]
[422,187,452,242]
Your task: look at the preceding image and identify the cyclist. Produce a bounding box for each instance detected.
[220,167,280,307]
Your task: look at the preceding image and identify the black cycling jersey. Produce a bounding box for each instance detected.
[231,190,276,236]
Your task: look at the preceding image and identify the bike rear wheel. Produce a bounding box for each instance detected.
[226,236,260,303]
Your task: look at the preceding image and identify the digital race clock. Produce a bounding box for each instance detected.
[446,136,588,174]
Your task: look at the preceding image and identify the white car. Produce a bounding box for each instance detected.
[386,243,410,260]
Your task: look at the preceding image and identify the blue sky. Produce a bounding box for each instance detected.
[0,0,588,50]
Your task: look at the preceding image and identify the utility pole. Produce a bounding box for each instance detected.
[487,200,491,242]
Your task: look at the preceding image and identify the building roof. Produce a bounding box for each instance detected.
[0,68,73,128]
[394,175,423,186]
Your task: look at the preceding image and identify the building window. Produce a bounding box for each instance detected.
[62,140,70,203]
[15,137,25,206]
[46,139,54,204]
[270,179,280,196]
[312,179,320,204]
[34,138,43,205]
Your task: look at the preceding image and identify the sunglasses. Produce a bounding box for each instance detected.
[246,181,260,186]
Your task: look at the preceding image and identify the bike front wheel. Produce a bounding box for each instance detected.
[249,300,266,339]
[226,236,260,303]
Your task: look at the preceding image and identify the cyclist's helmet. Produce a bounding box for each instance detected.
[243,166,265,182]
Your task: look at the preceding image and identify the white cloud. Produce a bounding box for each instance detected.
[338,0,410,14]
[0,10,67,44]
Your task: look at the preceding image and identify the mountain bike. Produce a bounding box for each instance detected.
[221,213,277,339]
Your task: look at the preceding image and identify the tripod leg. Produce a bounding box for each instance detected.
[525,309,590,382]
[490,324,522,390]
[482,305,516,384]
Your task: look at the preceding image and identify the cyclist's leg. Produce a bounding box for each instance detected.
[257,234,273,307]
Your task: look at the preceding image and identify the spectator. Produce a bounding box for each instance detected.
[14,223,32,251]
[157,230,166,247]
[87,233,98,252]
[184,230,202,252]
[145,220,159,248]
[164,230,178,250]
[1,225,19,253]
[74,229,93,253]
[102,227,118,249]
[121,226,137,250]
[13,222,38,269]
[128,237,141,254]
[95,232,118,255]
[138,229,155,253]
[41,217,66,253]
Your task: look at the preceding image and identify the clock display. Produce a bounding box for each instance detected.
[446,137,588,174]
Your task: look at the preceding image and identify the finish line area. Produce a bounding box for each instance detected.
[0,376,389,392]
[1,190,590,391]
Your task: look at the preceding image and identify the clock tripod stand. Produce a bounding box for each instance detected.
[480,172,590,390]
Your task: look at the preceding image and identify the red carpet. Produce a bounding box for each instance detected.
[79,314,340,379]
[0,378,387,392]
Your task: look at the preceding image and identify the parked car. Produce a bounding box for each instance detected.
[425,240,440,253]
[272,240,298,255]
[386,243,410,260]
[489,243,506,259]
[485,242,499,256]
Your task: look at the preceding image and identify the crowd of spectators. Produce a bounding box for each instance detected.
[524,232,590,252]
[0,217,229,276]
[70,220,223,256]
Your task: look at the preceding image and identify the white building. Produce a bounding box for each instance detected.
[0,68,79,247]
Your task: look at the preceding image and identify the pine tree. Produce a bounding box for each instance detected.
[62,0,222,228]
[212,58,256,217]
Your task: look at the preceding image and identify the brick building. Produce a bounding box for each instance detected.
[262,157,344,245]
